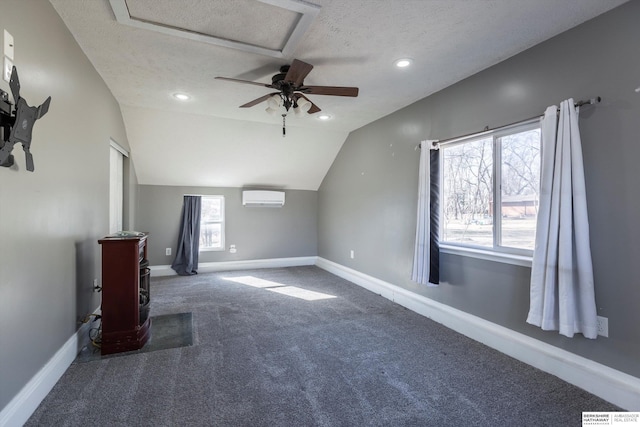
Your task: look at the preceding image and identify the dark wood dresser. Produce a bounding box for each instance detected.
[98,232,151,355]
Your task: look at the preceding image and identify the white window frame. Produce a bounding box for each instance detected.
[439,119,541,265]
[199,195,225,252]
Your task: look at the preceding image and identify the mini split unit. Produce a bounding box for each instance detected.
[242,190,285,207]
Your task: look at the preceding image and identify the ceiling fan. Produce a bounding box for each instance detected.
[215,59,359,116]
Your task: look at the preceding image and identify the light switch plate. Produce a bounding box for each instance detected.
[3,56,12,83]
[3,30,14,60]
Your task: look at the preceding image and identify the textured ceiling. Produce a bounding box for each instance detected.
[125,0,298,51]
[49,0,627,190]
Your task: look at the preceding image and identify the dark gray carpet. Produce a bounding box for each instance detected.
[75,312,193,363]
[26,266,618,426]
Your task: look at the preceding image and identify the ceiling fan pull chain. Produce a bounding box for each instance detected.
[282,114,286,137]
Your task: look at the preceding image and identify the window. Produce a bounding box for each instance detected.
[440,121,541,255]
[199,196,225,251]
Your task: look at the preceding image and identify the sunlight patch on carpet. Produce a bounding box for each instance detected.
[224,275,337,301]
[224,276,284,288]
[266,286,337,301]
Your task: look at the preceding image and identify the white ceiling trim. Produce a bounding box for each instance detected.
[108,0,320,59]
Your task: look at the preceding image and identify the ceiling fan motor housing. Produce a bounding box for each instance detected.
[272,72,288,86]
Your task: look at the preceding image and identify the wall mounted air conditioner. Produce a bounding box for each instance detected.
[242,190,285,207]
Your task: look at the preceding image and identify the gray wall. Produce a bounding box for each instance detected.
[137,186,317,266]
[0,1,135,410]
[318,1,640,378]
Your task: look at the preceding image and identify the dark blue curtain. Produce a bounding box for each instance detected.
[412,143,440,285]
[429,149,440,284]
[171,196,201,276]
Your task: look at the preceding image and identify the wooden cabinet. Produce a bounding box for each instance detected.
[98,233,151,355]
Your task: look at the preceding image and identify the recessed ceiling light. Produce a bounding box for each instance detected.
[318,114,332,121]
[173,93,190,101]
[394,58,413,68]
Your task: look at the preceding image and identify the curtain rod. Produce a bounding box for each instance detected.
[419,96,601,149]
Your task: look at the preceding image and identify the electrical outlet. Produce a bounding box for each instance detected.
[92,279,101,293]
[3,56,12,83]
[596,316,609,337]
[4,30,14,59]
[350,250,355,259]
[166,247,171,256]
[229,244,236,254]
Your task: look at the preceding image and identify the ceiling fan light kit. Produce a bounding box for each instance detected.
[265,94,281,115]
[216,58,358,136]
[293,98,312,116]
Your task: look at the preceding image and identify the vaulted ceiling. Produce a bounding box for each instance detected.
[49,0,627,190]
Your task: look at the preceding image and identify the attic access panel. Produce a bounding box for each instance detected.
[109,0,320,58]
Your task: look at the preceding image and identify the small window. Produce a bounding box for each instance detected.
[200,196,225,251]
[440,122,541,255]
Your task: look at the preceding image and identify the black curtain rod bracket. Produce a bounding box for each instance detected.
[574,96,601,108]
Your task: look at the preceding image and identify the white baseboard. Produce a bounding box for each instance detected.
[0,307,100,427]
[315,257,640,411]
[151,256,318,277]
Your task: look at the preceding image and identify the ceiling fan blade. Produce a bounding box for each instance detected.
[215,76,273,89]
[302,86,359,97]
[295,94,321,114]
[285,59,314,87]
[233,63,281,81]
[240,92,280,108]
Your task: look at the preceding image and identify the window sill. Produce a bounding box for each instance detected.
[440,244,532,268]
[199,247,225,252]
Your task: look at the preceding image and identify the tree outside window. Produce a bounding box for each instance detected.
[441,123,540,253]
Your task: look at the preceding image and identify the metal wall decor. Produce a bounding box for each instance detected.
[0,66,51,171]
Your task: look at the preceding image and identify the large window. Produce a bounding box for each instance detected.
[440,121,541,255]
[199,196,225,251]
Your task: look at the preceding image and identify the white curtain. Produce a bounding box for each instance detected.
[412,140,438,286]
[527,99,598,339]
